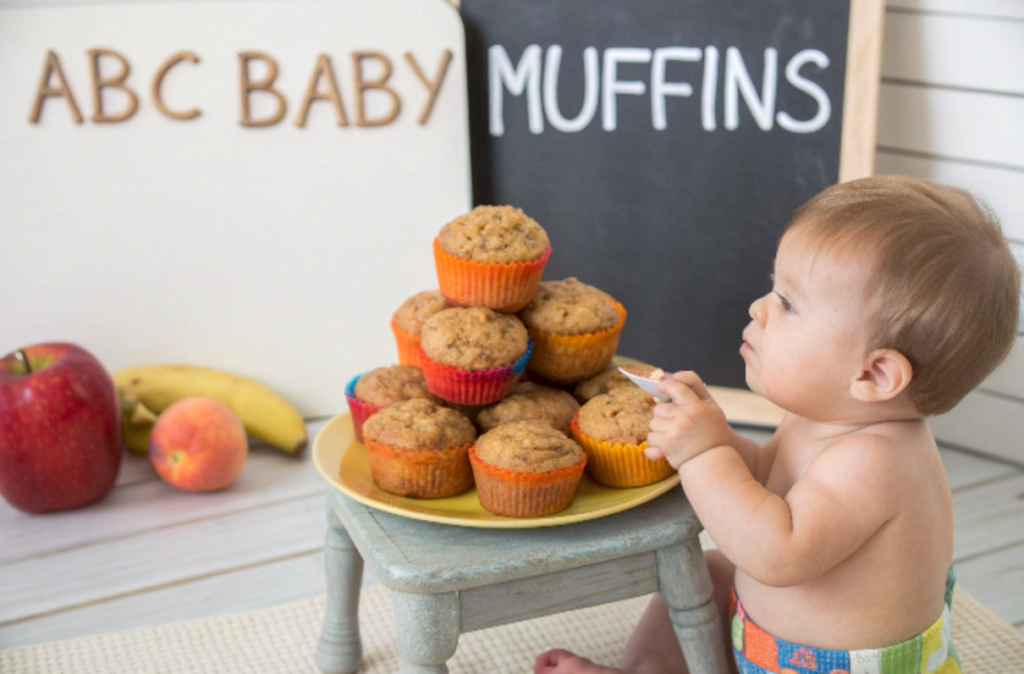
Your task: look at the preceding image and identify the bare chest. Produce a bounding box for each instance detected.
[762,434,830,495]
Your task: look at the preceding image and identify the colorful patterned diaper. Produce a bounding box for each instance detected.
[730,568,960,674]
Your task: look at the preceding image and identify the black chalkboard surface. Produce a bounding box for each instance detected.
[461,0,867,390]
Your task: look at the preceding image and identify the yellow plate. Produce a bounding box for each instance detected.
[312,412,681,529]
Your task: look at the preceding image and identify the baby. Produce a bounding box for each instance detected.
[536,176,1021,674]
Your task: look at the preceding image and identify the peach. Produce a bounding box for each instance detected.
[149,397,247,492]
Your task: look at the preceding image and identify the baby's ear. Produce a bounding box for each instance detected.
[851,349,913,403]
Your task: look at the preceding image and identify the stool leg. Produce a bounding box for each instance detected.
[316,499,365,674]
[392,591,460,674]
[657,537,732,674]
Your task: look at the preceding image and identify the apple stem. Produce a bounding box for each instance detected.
[14,350,32,375]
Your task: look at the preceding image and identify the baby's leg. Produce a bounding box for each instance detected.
[534,549,735,674]
[619,549,736,674]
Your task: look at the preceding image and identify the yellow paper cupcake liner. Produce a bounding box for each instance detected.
[526,303,626,385]
[570,415,675,488]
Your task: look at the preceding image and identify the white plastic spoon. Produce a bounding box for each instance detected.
[617,366,671,402]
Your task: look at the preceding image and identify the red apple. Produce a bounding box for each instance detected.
[149,397,247,492]
[0,343,122,513]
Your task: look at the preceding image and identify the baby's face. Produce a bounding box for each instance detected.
[740,228,877,419]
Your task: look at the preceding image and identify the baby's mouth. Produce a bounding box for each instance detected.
[741,328,756,353]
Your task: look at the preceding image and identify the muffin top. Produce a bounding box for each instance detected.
[475,421,585,473]
[576,386,656,446]
[420,307,529,371]
[438,205,550,263]
[353,365,438,408]
[518,278,621,335]
[363,398,476,450]
[393,290,451,336]
[573,363,646,402]
[476,382,581,435]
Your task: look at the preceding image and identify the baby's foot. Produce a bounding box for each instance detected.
[535,649,622,674]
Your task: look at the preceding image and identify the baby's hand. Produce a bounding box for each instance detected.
[645,371,731,470]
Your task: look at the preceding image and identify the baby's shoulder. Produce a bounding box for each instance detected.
[813,421,938,490]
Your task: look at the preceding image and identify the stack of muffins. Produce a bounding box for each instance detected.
[346,205,674,518]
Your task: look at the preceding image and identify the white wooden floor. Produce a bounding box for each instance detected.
[1,419,1022,653]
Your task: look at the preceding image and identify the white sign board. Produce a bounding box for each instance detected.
[0,0,472,417]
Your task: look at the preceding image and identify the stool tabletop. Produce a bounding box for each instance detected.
[328,486,702,593]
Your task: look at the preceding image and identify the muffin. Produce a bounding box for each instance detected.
[345,365,438,443]
[434,205,552,313]
[476,382,580,436]
[469,420,587,517]
[362,398,476,498]
[571,387,674,487]
[391,290,451,367]
[517,278,627,385]
[354,365,439,407]
[573,362,650,402]
[418,307,532,405]
[446,402,485,423]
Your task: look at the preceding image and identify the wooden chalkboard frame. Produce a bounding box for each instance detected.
[840,0,886,182]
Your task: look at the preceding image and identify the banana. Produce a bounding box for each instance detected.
[113,365,308,455]
[119,393,158,454]
[122,420,153,454]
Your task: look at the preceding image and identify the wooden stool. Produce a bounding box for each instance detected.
[315,487,730,674]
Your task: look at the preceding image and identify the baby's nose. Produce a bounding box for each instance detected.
[749,295,768,325]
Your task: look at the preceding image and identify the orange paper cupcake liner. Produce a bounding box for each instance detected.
[344,373,379,443]
[433,238,551,313]
[390,318,422,367]
[469,447,586,518]
[570,413,674,488]
[526,303,627,386]
[364,439,474,499]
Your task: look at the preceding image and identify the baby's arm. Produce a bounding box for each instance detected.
[647,375,901,586]
[723,425,763,478]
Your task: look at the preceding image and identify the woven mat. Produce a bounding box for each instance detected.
[3,584,1022,673]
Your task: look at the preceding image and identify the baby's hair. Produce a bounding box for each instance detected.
[783,175,1020,416]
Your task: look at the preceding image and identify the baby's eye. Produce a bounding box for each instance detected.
[774,292,794,312]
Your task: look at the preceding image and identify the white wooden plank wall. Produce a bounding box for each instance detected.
[876,0,1024,465]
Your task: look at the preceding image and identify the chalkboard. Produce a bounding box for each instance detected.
[460,0,883,391]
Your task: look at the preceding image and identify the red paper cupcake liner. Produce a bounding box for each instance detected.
[469,447,586,517]
[434,238,552,313]
[344,373,379,443]
[417,339,532,405]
